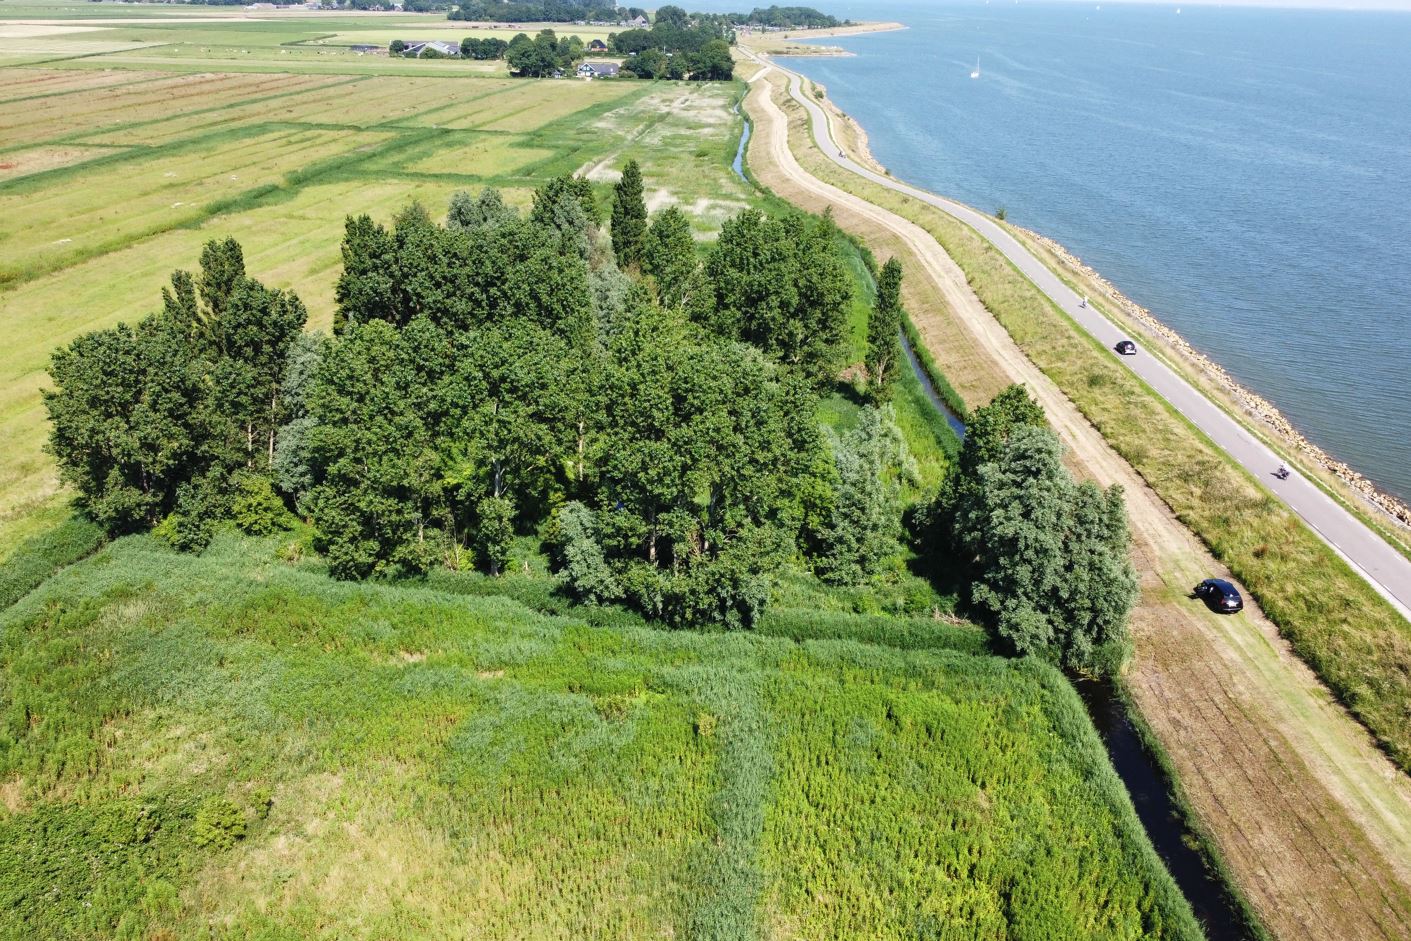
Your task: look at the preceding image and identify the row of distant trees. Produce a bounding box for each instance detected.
[442,1,837,28]
[391,24,732,80]
[448,0,644,21]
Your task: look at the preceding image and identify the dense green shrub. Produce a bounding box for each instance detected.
[554,500,620,604]
[231,472,293,536]
[192,796,246,850]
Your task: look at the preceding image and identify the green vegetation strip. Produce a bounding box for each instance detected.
[796,132,1411,771]
[0,514,102,610]
[901,308,969,422]
[680,670,770,940]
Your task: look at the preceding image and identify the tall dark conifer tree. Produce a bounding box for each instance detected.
[611,159,647,269]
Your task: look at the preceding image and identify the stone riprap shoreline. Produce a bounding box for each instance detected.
[1019,226,1411,534]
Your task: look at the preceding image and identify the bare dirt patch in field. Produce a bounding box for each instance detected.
[0,145,110,179]
[0,24,107,39]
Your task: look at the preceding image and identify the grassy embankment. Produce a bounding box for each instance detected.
[0,530,1202,940]
[785,83,1411,770]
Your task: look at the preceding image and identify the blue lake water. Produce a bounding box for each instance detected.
[750,0,1411,502]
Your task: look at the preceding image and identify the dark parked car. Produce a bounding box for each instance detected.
[1115,339,1137,356]
[1194,578,1243,613]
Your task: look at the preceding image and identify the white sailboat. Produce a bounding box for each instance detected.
[970,57,981,79]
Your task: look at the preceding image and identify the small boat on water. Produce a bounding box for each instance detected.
[970,57,981,79]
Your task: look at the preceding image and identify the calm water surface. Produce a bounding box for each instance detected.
[766,0,1411,501]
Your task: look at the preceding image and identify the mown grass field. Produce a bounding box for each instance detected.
[0,0,617,74]
[0,12,754,545]
[0,531,1201,940]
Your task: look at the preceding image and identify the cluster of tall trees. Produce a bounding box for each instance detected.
[48,164,912,628]
[919,386,1138,673]
[505,29,585,75]
[729,5,841,28]
[460,36,510,59]
[44,239,307,550]
[611,6,735,80]
[449,1,646,23]
[44,163,1137,653]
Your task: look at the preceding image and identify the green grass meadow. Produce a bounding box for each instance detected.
[0,531,1201,940]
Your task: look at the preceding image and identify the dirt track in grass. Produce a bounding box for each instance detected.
[742,64,1411,941]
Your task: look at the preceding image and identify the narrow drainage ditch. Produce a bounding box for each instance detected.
[731,106,750,183]
[898,323,1254,939]
[899,327,966,440]
[1075,678,1257,940]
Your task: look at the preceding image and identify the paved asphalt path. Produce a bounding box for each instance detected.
[756,55,1411,621]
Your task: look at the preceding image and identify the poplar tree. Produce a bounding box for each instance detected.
[304,319,443,579]
[953,425,1137,674]
[702,209,850,386]
[641,206,699,309]
[866,257,904,397]
[611,159,647,269]
[816,407,906,585]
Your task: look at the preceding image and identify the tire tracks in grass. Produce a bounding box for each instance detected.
[678,666,770,941]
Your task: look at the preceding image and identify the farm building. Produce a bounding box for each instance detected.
[401,40,459,57]
[588,38,608,51]
[576,61,620,79]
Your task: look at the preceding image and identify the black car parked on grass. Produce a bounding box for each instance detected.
[1193,578,1243,613]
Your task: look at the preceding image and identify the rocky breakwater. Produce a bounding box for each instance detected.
[1020,226,1411,535]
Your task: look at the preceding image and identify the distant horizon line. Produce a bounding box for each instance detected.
[875,0,1411,13]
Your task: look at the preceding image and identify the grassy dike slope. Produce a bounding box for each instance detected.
[0,534,1198,940]
[739,63,1411,940]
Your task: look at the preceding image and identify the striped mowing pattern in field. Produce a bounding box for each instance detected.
[0,126,397,284]
[397,79,628,132]
[0,37,158,58]
[80,76,540,151]
[0,65,155,104]
[0,70,343,148]
[0,144,114,181]
[479,80,640,133]
[408,134,557,178]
